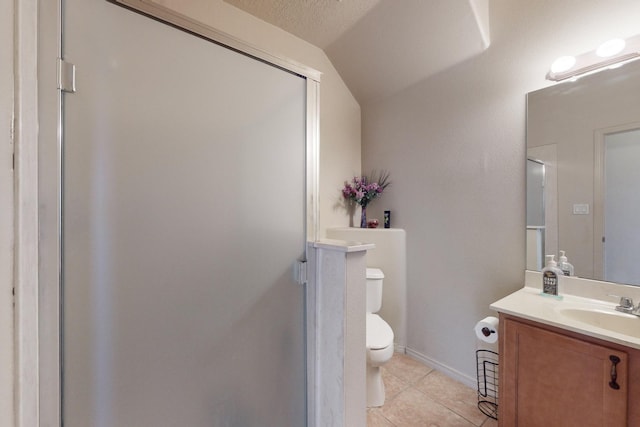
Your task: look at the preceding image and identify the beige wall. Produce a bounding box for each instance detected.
[154,0,362,236]
[1,0,14,424]
[361,0,640,382]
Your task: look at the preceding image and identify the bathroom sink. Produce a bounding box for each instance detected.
[556,306,640,339]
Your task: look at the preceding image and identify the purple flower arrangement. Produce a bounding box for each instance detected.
[341,170,391,209]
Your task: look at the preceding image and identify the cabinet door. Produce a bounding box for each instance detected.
[501,319,628,427]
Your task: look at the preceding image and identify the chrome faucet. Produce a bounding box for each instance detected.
[609,294,640,315]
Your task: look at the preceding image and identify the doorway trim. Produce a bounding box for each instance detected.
[14,0,40,426]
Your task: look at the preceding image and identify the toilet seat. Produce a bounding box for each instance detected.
[366,313,394,350]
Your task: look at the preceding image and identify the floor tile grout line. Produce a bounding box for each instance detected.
[384,367,433,387]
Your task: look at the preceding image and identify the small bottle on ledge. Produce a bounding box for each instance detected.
[558,250,575,276]
[541,255,563,297]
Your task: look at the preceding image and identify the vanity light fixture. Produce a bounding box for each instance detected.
[547,34,640,82]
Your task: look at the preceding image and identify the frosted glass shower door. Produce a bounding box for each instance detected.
[62,1,307,426]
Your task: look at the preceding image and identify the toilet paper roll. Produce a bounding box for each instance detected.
[474,316,499,344]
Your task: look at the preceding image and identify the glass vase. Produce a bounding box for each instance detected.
[360,205,367,228]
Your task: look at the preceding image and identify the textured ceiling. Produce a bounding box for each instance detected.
[224,0,383,49]
[224,0,490,103]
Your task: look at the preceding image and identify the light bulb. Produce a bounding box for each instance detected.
[596,38,626,58]
[550,56,576,73]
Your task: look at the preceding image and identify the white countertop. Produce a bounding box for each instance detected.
[491,272,640,350]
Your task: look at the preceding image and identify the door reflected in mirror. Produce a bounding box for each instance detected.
[597,127,640,284]
[527,59,640,286]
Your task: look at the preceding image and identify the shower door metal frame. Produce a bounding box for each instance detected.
[33,1,321,425]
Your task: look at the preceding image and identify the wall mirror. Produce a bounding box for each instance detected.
[526,58,640,286]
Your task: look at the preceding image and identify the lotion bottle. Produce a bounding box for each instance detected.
[558,250,575,276]
[541,255,563,296]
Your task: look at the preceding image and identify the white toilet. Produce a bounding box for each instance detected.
[366,268,395,407]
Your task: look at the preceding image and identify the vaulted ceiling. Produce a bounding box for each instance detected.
[224,0,490,103]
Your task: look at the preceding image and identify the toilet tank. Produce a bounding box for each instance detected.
[366,268,385,313]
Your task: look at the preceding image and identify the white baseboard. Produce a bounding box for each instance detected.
[404,347,477,390]
[394,343,406,354]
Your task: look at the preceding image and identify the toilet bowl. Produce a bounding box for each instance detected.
[366,268,395,407]
[366,313,394,407]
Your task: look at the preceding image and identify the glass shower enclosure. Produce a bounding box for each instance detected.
[59,0,310,425]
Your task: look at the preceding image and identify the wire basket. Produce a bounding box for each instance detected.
[476,349,498,420]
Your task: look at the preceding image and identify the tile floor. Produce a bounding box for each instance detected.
[367,353,498,427]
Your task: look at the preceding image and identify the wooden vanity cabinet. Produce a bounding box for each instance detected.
[499,314,640,426]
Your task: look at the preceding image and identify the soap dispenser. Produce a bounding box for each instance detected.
[541,255,563,296]
[558,250,574,276]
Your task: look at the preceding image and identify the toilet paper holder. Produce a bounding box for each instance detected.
[481,327,495,337]
[475,316,499,344]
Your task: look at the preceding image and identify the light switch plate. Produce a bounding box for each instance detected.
[573,203,590,215]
